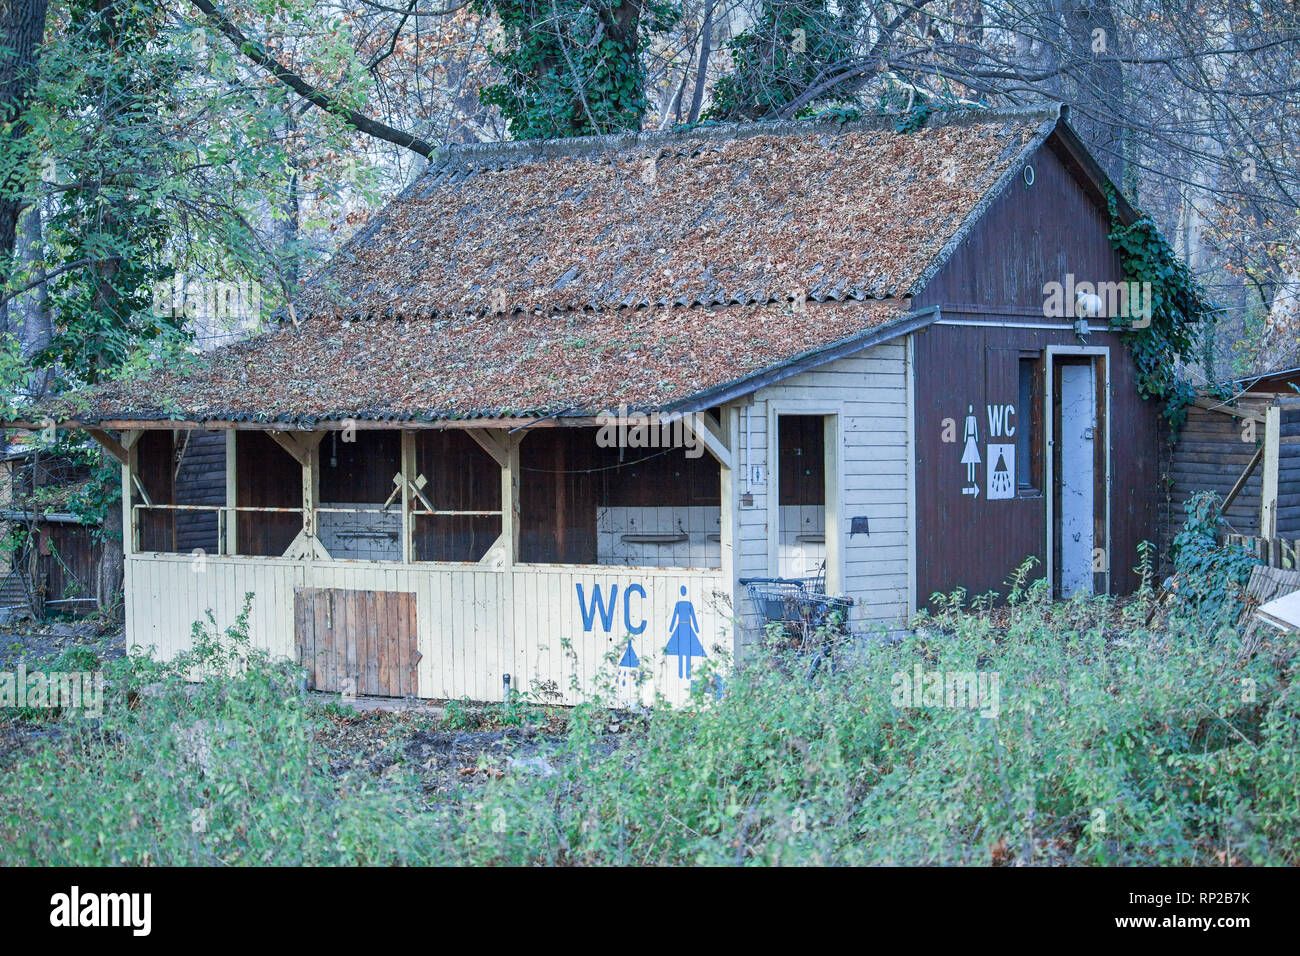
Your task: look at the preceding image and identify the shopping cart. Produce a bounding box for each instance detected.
[739,577,854,677]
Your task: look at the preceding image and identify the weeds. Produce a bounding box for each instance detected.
[1,555,1297,865]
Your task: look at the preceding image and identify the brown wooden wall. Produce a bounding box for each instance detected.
[174,430,225,553]
[320,430,399,502]
[135,430,175,552]
[414,430,501,562]
[912,137,1124,312]
[909,129,1161,601]
[235,431,301,556]
[913,320,1160,603]
[519,427,720,564]
[1157,401,1300,565]
[39,520,102,608]
[520,430,600,563]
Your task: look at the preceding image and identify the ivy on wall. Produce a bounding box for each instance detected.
[472,0,680,140]
[1106,187,1220,431]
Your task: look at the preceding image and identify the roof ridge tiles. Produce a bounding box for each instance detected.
[427,103,1063,171]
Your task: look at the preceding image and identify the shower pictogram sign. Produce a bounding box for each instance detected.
[985,403,1016,500]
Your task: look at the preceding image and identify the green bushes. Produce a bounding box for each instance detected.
[0,597,436,865]
[451,582,1297,865]
[2,577,1297,865]
[1170,491,1260,620]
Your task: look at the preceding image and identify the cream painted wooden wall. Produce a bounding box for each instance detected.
[125,554,727,707]
[734,339,911,647]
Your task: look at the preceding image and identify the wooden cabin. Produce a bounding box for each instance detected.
[0,440,104,620]
[17,105,1166,705]
[1158,370,1300,570]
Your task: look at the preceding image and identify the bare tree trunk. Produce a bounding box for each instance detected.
[97,467,123,621]
[686,1,715,124]
[0,0,49,282]
[1055,0,1127,183]
[14,198,50,395]
[277,109,301,296]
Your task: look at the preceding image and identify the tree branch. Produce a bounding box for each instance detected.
[189,0,436,157]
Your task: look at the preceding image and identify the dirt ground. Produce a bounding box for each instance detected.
[0,616,125,672]
[0,620,612,798]
[312,709,615,798]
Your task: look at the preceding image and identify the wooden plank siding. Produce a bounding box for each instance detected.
[125,554,726,707]
[39,521,102,607]
[1158,401,1300,566]
[294,587,419,696]
[912,139,1124,312]
[1157,403,1266,565]
[173,430,226,553]
[734,340,912,646]
[912,320,1159,603]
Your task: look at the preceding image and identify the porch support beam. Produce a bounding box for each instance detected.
[86,428,129,465]
[267,429,311,467]
[282,431,329,560]
[401,431,416,564]
[467,428,510,468]
[122,437,137,557]
[681,411,733,470]
[717,405,741,660]
[225,432,237,555]
[501,432,523,567]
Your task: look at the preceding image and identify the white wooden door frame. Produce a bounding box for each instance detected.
[765,401,844,596]
[1044,345,1112,596]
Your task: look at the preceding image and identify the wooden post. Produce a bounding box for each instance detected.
[718,405,741,661]
[122,430,141,555]
[501,432,522,566]
[303,433,324,544]
[824,413,842,596]
[272,431,328,559]
[122,457,134,557]
[225,430,237,556]
[401,430,416,564]
[1262,405,1281,539]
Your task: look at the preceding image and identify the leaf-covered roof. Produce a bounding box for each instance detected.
[49,107,1063,425]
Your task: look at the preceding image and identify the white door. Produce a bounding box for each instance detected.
[1058,362,1096,596]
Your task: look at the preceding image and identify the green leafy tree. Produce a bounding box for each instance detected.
[472,0,680,139]
[35,0,185,386]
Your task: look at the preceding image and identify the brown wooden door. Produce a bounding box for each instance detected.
[294,587,420,697]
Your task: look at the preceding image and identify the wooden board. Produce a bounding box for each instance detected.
[293,587,418,697]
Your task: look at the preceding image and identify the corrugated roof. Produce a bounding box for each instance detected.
[43,107,1064,425]
[299,108,1055,319]
[49,301,905,425]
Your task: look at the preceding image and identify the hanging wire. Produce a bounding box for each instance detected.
[520,446,683,475]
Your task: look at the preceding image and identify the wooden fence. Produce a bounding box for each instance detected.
[1225,533,1300,569]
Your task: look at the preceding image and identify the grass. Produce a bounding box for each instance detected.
[0,572,1296,865]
